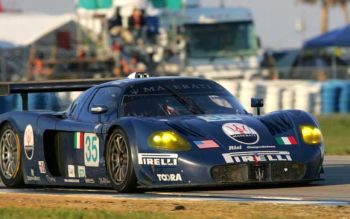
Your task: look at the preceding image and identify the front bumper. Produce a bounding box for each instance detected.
[211,162,306,183]
[135,143,324,188]
[136,149,323,188]
[136,160,323,189]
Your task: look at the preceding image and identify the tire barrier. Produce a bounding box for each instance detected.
[321,81,343,114]
[0,93,73,113]
[216,80,327,115]
[0,80,349,115]
[0,95,21,114]
[339,82,350,113]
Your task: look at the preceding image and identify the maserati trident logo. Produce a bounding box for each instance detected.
[24,124,34,160]
[222,123,259,145]
[255,167,264,182]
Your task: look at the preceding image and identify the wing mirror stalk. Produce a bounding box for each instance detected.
[251,97,264,116]
[91,105,108,123]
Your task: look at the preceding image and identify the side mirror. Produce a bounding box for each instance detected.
[251,97,264,115]
[90,105,108,114]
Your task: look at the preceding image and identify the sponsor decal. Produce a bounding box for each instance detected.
[198,114,241,122]
[247,145,276,149]
[157,173,182,182]
[85,178,95,184]
[228,145,276,151]
[98,177,111,185]
[228,145,242,150]
[68,165,75,178]
[46,175,56,183]
[222,151,293,164]
[127,83,218,95]
[138,153,178,166]
[275,136,297,145]
[78,166,86,178]
[222,123,259,145]
[24,124,34,160]
[130,88,139,95]
[194,140,219,149]
[27,169,40,181]
[27,176,40,182]
[38,161,46,174]
[64,179,79,183]
[74,132,84,149]
[164,105,177,115]
[84,133,100,167]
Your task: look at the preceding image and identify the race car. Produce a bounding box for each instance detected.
[0,74,324,192]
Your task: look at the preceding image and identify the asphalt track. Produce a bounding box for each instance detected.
[0,156,349,205]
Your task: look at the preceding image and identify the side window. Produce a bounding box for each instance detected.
[68,92,84,120]
[89,87,121,112]
[68,101,77,117]
[79,86,121,123]
[68,89,94,120]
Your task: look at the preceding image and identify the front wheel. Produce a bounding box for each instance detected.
[0,123,24,187]
[106,128,137,192]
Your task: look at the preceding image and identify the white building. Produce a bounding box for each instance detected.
[0,13,79,80]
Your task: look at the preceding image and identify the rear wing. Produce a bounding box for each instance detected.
[0,78,117,111]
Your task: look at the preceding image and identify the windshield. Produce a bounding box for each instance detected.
[121,80,246,117]
[185,21,257,59]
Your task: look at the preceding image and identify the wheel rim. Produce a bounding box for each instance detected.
[0,129,19,180]
[108,133,129,185]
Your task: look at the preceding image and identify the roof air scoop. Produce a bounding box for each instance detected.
[128,72,150,79]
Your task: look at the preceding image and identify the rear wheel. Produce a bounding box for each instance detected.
[106,129,137,192]
[0,123,24,187]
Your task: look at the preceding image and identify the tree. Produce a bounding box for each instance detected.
[298,0,350,33]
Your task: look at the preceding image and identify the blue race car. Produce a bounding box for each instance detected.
[0,74,324,192]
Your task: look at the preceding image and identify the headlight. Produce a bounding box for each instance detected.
[148,131,191,151]
[300,126,323,145]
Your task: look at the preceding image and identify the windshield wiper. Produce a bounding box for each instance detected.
[164,86,205,115]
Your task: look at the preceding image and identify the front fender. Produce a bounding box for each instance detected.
[260,109,324,162]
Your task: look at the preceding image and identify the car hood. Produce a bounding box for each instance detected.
[131,113,297,150]
[165,114,280,148]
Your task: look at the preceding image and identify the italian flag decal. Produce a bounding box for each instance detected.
[275,136,297,145]
[74,132,84,149]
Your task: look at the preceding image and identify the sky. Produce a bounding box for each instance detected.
[3,0,350,49]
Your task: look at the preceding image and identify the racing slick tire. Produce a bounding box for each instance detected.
[106,128,137,192]
[0,123,24,188]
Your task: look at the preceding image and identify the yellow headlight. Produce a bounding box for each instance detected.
[300,126,323,145]
[148,131,191,151]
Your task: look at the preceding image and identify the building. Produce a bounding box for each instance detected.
[0,12,79,81]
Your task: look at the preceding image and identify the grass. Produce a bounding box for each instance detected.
[0,193,349,219]
[0,204,349,219]
[0,208,174,219]
[317,115,350,155]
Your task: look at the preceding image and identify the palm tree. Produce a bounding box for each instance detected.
[298,0,350,33]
